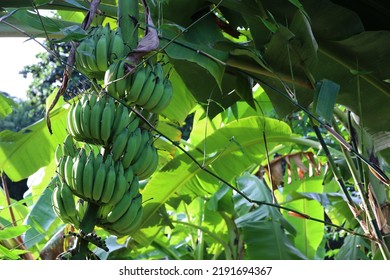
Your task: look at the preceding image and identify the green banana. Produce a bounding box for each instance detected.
[103,153,113,173]
[127,176,140,201]
[52,185,73,225]
[80,98,92,139]
[124,167,134,185]
[151,78,173,113]
[64,156,75,191]
[132,144,153,176]
[125,64,147,104]
[100,165,116,204]
[114,206,143,236]
[104,61,120,98]
[105,190,134,223]
[57,156,67,182]
[100,100,114,144]
[143,63,165,111]
[54,145,63,166]
[92,163,106,202]
[64,134,78,157]
[76,199,87,223]
[60,181,77,219]
[138,145,159,180]
[109,194,143,232]
[89,96,105,142]
[137,64,157,106]
[108,167,128,205]
[109,31,125,62]
[96,35,108,72]
[72,100,83,136]
[111,128,129,161]
[112,107,137,141]
[144,74,164,111]
[126,113,140,134]
[110,101,125,137]
[93,152,103,175]
[75,40,89,72]
[54,186,70,225]
[82,151,95,200]
[132,129,151,163]
[72,148,87,197]
[84,38,99,73]
[88,93,98,108]
[121,128,142,169]
[115,59,128,98]
[67,102,77,137]
[97,203,114,220]
[52,186,62,217]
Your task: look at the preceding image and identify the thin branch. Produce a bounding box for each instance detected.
[250,76,390,186]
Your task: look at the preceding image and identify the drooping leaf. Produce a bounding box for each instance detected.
[239,220,306,259]
[10,9,67,33]
[23,179,59,248]
[0,225,30,239]
[138,116,295,237]
[234,174,306,259]
[0,105,68,181]
[52,25,88,43]
[279,177,325,259]
[0,244,25,260]
[335,232,370,260]
[161,23,228,104]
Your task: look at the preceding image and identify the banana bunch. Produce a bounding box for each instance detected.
[57,146,135,206]
[67,93,139,145]
[52,180,87,229]
[75,24,126,80]
[105,62,173,114]
[108,126,158,180]
[96,180,143,237]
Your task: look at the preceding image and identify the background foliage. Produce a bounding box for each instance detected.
[0,0,389,260]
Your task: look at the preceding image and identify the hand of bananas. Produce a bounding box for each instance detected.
[75,24,125,80]
[104,61,173,114]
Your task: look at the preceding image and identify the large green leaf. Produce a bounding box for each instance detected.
[236,0,390,162]
[234,174,306,259]
[335,232,370,260]
[23,178,59,248]
[159,67,197,124]
[279,177,325,259]
[0,105,68,181]
[138,116,298,236]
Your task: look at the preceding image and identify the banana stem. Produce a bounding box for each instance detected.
[118,0,139,52]
[71,202,99,260]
